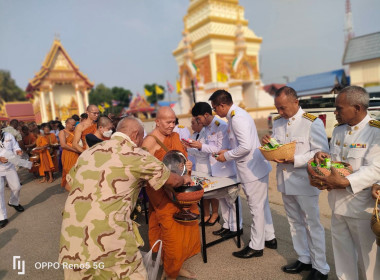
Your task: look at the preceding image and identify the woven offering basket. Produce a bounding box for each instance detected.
[371,191,380,246]
[307,159,353,178]
[259,141,296,161]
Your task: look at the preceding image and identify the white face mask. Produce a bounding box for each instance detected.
[102,130,113,138]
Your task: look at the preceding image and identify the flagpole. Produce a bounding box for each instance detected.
[191,79,196,104]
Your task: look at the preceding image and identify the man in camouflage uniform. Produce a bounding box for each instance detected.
[59,117,191,280]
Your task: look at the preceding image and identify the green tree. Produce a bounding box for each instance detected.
[0,70,26,101]
[144,84,165,106]
[89,83,132,115]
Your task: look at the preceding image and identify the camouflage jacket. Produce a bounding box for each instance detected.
[59,132,170,270]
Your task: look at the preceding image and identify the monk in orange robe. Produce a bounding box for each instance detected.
[72,105,99,153]
[58,118,79,190]
[142,107,200,280]
[36,124,56,183]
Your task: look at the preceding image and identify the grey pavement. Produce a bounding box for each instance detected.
[0,163,338,280]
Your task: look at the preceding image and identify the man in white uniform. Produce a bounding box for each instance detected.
[312,86,380,280]
[173,118,191,140]
[187,117,207,171]
[210,90,276,258]
[187,102,242,233]
[262,86,330,280]
[0,129,25,228]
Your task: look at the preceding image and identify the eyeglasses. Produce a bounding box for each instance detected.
[212,105,219,111]
[90,112,100,115]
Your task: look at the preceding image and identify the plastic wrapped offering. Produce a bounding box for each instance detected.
[1,150,33,169]
[307,158,353,178]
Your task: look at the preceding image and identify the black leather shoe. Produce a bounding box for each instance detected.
[221,229,243,239]
[232,246,263,259]
[306,269,328,280]
[265,238,277,249]
[282,260,312,274]
[8,203,24,212]
[212,227,229,236]
[0,219,9,228]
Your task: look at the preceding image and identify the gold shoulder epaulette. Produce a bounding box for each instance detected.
[215,120,220,126]
[274,116,282,121]
[302,113,317,122]
[178,125,184,128]
[231,110,235,118]
[369,120,380,128]
[334,123,344,127]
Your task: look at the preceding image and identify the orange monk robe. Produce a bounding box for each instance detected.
[23,133,36,147]
[81,123,97,150]
[36,136,54,176]
[146,132,201,279]
[44,133,59,172]
[61,130,79,187]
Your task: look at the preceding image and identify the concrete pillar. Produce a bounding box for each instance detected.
[84,90,89,109]
[76,87,83,115]
[40,91,47,122]
[49,89,56,121]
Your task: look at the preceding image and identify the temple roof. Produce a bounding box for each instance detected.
[125,95,154,114]
[343,32,380,64]
[26,39,94,92]
[0,101,36,122]
[287,69,349,97]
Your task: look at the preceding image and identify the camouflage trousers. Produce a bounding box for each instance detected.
[63,263,147,280]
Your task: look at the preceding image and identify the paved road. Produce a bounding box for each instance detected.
[0,163,338,280]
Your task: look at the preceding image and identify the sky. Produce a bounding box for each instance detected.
[1,0,379,100]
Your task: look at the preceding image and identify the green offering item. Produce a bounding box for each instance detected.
[310,161,344,169]
[325,158,331,168]
[268,138,280,149]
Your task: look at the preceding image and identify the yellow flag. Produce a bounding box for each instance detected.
[104,102,110,108]
[98,105,105,113]
[176,80,181,94]
[144,88,152,96]
[155,85,164,95]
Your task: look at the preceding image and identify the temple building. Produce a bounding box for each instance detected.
[173,0,273,114]
[26,39,93,123]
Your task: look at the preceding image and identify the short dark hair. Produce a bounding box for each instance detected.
[80,113,88,119]
[10,119,19,127]
[192,102,212,116]
[41,123,52,130]
[208,89,233,106]
[71,114,80,122]
[275,86,298,99]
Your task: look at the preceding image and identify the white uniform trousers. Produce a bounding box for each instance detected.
[331,213,379,280]
[219,196,243,231]
[282,194,330,275]
[242,175,276,250]
[0,167,21,220]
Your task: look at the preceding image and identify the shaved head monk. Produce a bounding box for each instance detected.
[72,105,99,153]
[142,106,200,280]
[58,118,79,191]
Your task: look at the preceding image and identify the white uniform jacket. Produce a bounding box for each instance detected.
[224,104,271,183]
[329,115,380,219]
[0,132,21,173]
[272,108,329,196]
[200,117,236,178]
[188,129,209,173]
[173,125,191,140]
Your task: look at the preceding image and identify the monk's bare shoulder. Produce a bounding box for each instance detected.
[142,135,159,154]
